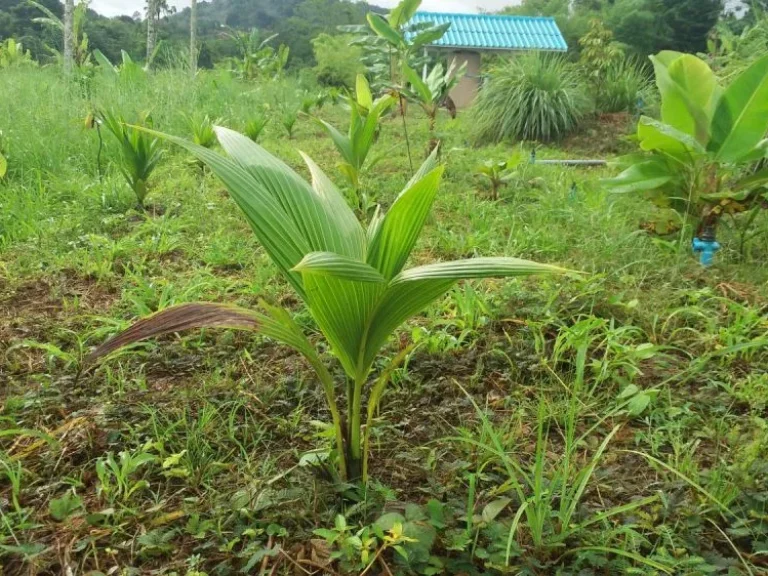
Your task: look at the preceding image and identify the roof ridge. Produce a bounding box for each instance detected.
[414,11,559,22]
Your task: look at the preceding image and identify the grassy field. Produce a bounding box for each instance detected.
[1,67,768,575]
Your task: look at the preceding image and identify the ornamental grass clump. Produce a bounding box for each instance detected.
[470,53,590,144]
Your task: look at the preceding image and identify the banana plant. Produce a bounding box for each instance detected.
[313,75,396,207]
[604,51,768,251]
[224,27,288,81]
[93,49,147,82]
[476,161,512,201]
[402,61,465,152]
[29,0,92,68]
[0,38,35,68]
[475,148,527,201]
[98,110,164,209]
[89,127,565,484]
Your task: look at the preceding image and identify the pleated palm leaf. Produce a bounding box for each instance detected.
[90,127,565,482]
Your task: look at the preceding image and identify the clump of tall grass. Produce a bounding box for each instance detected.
[470,53,591,144]
[597,57,654,114]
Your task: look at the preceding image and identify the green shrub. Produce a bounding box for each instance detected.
[311,33,365,88]
[470,53,591,144]
[597,57,654,114]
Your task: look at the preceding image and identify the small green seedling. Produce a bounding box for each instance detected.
[99,109,164,209]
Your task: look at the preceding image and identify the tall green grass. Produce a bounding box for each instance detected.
[597,57,654,114]
[470,53,591,144]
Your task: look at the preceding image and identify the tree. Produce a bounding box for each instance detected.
[311,33,364,87]
[662,0,723,54]
[63,0,74,74]
[605,0,672,56]
[145,0,156,63]
[190,0,197,75]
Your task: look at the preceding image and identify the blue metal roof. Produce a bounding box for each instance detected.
[409,12,568,52]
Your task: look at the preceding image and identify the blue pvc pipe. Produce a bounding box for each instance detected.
[692,237,721,267]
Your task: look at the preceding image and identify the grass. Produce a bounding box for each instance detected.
[1,65,768,575]
[470,53,591,144]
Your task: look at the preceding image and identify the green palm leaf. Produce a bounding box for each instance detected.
[214,127,361,258]
[361,257,566,370]
[367,163,445,279]
[294,252,386,283]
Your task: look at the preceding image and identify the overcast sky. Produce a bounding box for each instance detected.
[89,0,521,18]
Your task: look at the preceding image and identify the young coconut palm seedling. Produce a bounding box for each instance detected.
[244,113,269,143]
[313,74,396,211]
[98,109,163,210]
[89,127,565,483]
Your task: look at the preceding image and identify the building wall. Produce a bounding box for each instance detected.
[448,51,482,109]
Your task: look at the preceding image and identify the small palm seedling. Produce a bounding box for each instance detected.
[314,75,396,206]
[300,92,317,115]
[280,106,299,139]
[89,127,565,484]
[402,61,465,153]
[98,109,164,210]
[244,113,269,143]
[187,114,217,149]
[314,90,329,110]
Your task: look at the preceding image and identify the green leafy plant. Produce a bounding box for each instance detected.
[49,492,83,521]
[475,160,513,201]
[579,19,624,95]
[313,74,396,205]
[312,33,365,88]
[93,49,147,82]
[347,0,450,172]
[364,0,450,85]
[604,51,768,245]
[470,53,591,144]
[300,92,316,115]
[95,449,156,503]
[89,128,564,484]
[402,61,464,152]
[244,113,269,143]
[598,57,654,114]
[0,38,35,68]
[29,0,92,68]
[452,384,664,572]
[279,106,299,139]
[98,109,164,209]
[224,27,289,81]
[187,113,217,148]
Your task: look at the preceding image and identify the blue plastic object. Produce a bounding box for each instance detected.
[408,12,568,52]
[692,237,721,267]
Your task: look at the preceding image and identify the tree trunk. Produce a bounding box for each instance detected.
[146,0,156,66]
[189,0,197,76]
[63,0,74,74]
